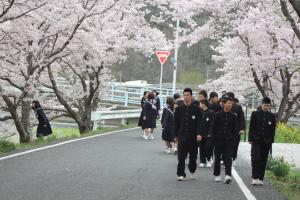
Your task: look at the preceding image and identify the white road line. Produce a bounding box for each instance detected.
[0,127,140,161]
[232,167,257,200]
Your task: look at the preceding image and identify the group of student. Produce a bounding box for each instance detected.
[138,88,276,186]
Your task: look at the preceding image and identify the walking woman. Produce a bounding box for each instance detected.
[31,101,52,138]
[138,91,148,138]
[142,91,157,140]
[161,97,177,154]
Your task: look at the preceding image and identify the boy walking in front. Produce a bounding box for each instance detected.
[249,97,276,186]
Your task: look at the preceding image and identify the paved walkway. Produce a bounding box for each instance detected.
[0,127,285,200]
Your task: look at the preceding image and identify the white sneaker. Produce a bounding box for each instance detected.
[188,172,195,180]
[214,175,222,182]
[251,179,258,186]
[149,134,154,140]
[165,148,171,154]
[257,179,264,186]
[199,163,205,168]
[206,161,212,168]
[177,176,185,181]
[173,148,178,155]
[224,175,232,184]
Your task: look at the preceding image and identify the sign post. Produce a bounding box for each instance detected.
[155,50,170,95]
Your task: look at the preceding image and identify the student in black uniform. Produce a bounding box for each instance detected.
[210,96,237,184]
[174,88,202,181]
[138,91,148,138]
[142,92,157,140]
[198,99,214,168]
[173,93,184,109]
[153,90,161,119]
[209,92,222,113]
[249,97,276,186]
[193,90,208,106]
[226,92,246,166]
[31,101,52,138]
[161,97,176,154]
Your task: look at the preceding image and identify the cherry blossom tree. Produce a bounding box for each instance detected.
[0,0,122,142]
[44,0,168,134]
[197,0,300,122]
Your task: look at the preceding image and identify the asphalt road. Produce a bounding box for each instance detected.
[0,127,285,200]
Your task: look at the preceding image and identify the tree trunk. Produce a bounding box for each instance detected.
[20,101,32,142]
[1,94,31,143]
[289,0,300,18]
[78,105,93,134]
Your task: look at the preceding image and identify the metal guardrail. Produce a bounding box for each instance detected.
[91,109,141,130]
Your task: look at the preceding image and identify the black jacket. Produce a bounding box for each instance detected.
[199,109,214,138]
[209,103,222,113]
[248,110,276,144]
[174,103,201,143]
[143,101,157,128]
[209,110,238,141]
[231,103,246,132]
[161,107,175,136]
[154,97,161,111]
[35,108,52,137]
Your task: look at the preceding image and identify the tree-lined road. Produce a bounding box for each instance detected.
[0,128,284,200]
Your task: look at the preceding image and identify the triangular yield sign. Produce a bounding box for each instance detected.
[156,51,171,65]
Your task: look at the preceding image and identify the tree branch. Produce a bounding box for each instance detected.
[281,0,300,41]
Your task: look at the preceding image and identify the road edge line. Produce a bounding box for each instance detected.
[232,167,257,200]
[0,127,140,161]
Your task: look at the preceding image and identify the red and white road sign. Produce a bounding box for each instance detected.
[156,51,171,65]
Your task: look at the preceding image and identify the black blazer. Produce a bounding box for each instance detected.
[231,103,246,132]
[209,111,238,141]
[199,109,214,138]
[248,110,276,144]
[209,103,222,113]
[161,107,175,136]
[174,103,201,143]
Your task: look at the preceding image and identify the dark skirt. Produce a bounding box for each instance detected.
[162,130,174,142]
[36,122,52,137]
[144,117,156,129]
[138,111,145,129]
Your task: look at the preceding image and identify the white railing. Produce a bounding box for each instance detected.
[91,109,141,130]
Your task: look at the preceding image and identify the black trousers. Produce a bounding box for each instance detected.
[199,138,213,163]
[251,141,271,180]
[232,135,241,160]
[177,141,198,177]
[213,139,234,176]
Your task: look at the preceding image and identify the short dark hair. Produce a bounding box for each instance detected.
[200,99,210,107]
[262,97,271,104]
[183,88,192,96]
[153,90,159,95]
[209,92,218,99]
[173,93,180,100]
[166,97,174,107]
[147,92,155,100]
[199,90,208,98]
[143,91,148,96]
[226,92,235,99]
[221,96,234,104]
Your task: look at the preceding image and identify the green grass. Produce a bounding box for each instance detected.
[241,121,300,144]
[6,124,137,152]
[275,123,300,144]
[0,140,16,153]
[266,157,300,200]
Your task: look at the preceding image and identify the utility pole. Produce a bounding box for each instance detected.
[172,19,180,95]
